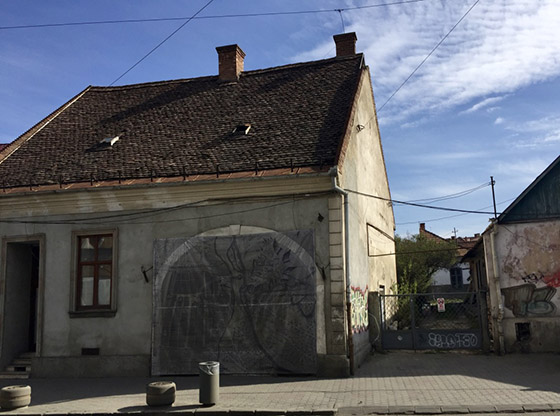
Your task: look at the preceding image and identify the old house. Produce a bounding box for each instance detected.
[418,223,480,292]
[463,155,560,353]
[0,33,396,378]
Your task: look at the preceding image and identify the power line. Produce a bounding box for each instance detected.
[346,188,500,215]
[404,182,489,204]
[377,0,480,112]
[0,1,429,31]
[369,247,459,258]
[109,0,215,86]
[396,198,515,226]
[0,193,327,225]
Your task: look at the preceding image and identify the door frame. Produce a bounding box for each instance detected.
[0,234,46,359]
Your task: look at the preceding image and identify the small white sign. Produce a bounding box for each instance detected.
[437,297,446,313]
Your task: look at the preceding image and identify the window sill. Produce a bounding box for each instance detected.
[69,310,116,318]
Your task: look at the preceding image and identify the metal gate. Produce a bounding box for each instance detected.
[380,292,485,350]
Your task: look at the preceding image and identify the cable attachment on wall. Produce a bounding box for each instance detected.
[141,265,153,283]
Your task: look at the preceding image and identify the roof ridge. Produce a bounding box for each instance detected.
[89,54,363,91]
[242,54,363,76]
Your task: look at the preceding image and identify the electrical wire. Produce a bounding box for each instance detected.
[377,0,480,112]
[0,1,429,31]
[345,188,500,215]
[396,198,515,226]
[109,0,215,86]
[0,193,328,225]
[369,247,460,258]
[404,182,490,204]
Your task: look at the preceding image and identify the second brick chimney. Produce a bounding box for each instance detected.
[333,32,358,57]
[216,44,245,82]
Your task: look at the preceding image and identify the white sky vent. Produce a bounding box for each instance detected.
[231,124,251,135]
[101,135,120,146]
[86,135,120,152]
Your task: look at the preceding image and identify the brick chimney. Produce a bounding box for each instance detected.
[419,223,426,233]
[333,32,357,57]
[216,44,245,82]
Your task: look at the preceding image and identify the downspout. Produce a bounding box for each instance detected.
[489,220,505,355]
[329,167,354,375]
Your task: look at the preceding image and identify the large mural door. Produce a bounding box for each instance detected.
[152,231,317,375]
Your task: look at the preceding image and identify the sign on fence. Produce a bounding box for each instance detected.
[437,298,445,313]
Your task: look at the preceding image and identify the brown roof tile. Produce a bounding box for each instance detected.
[0,55,364,189]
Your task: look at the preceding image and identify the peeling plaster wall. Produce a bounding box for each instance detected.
[493,220,560,352]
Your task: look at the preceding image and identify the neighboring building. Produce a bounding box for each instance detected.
[419,223,480,292]
[0,33,396,378]
[463,155,560,353]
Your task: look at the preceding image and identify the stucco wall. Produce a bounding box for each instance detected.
[489,221,560,352]
[0,186,332,376]
[339,68,397,366]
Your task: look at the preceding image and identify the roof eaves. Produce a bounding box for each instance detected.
[0,165,331,196]
[498,154,560,223]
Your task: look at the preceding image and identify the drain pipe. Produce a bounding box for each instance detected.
[489,221,505,355]
[329,167,354,375]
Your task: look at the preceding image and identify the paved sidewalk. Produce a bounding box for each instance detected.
[1,352,559,415]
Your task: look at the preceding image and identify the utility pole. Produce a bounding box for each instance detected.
[490,176,497,220]
[452,227,458,238]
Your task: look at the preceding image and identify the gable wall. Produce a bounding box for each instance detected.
[338,69,397,366]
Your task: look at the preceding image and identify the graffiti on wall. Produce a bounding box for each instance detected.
[351,285,368,334]
[152,230,317,375]
[502,283,557,317]
[521,271,560,288]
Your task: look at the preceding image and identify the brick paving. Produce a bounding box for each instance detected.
[0,352,559,415]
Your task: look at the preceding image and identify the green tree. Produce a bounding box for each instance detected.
[394,234,458,294]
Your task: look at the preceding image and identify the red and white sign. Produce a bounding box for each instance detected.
[437,297,446,313]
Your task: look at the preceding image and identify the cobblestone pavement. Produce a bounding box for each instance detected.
[0,352,559,415]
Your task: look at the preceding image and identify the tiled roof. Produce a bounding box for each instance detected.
[0,55,364,189]
[0,144,7,152]
[419,224,481,257]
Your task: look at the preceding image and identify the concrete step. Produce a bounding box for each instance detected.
[12,358,32,366]
[0,371,29,379]
[5,365,31,372]
[18,352,35,359]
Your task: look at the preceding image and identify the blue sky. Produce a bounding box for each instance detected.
[1,0,559,238]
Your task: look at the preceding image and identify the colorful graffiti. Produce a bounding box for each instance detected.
[521,270,560,288]
[351,285,368,333]
[502,283,557,317]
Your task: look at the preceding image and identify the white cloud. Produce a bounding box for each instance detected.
[494,117,505,125]
[504,115,560,148]
[461,96,507,114]
[296,1,560,124]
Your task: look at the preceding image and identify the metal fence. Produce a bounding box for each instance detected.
[380,292,484,350]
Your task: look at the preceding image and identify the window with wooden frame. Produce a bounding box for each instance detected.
[73,231,117,314]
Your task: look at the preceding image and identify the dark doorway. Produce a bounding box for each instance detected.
[1,240,40,370]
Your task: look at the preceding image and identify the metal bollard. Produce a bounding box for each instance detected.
[199,361,219,406]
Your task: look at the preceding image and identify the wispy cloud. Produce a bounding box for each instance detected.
[502,115,560,148]
[296,1,560,125]
[461,96,507,114]
[494,117,504,125]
